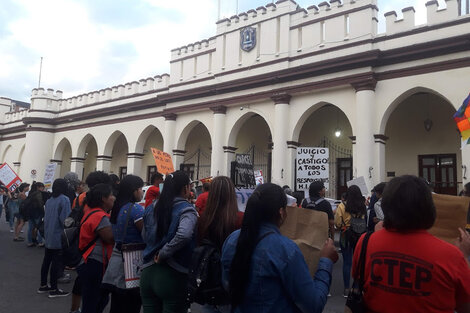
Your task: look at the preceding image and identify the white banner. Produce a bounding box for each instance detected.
[296,147,329,191]
[43,163,57,189]
[235,188,255,212]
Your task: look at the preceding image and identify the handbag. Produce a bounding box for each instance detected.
[345,231,373,313]
[120,204,146,289]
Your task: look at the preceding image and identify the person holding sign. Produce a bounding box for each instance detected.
[301,181,335,239]
[221,183,338,313]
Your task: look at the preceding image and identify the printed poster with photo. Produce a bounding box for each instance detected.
[0,163,22,192]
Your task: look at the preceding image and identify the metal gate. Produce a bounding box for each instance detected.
[318,136,352,199]
[180,146,211,185]
[242,144,271,183]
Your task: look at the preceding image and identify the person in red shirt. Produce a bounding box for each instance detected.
[195,182,210,215]
[352,175,470,313]
[144,172,164,208]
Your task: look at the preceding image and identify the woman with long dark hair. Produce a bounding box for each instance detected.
[38,178,71,297]
[195,176,243,313]
[334,184,367,296]
[78,183,115,313]
[198,176,243,249]
[140,171,197,313]
[221,183,338,313]
[103,175,144,313]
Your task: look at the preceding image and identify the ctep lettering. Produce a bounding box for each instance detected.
[369,252,433,296]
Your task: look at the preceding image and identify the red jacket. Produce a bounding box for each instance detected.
[79,207,113,263]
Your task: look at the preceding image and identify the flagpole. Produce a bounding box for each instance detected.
[38,57,43,88]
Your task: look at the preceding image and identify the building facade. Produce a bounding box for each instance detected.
[1,0,470,198]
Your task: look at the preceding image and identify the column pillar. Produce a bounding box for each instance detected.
[223,146,238,180]
[172,150,186,172]
[271,93,291,186]
[287,141,301,190]
[352,77,377,191]
[373,134,388,183]
[21,122,54,182]
[210,106,227,177]
[96,155,112,173]
[127,153,144,176]
[70,157,85,180]
[163,113,177,165]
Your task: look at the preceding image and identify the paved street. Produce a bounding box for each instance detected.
[0,218,346,313]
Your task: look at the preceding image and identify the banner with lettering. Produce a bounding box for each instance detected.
[151,148,175,175]
[0,163,22,192]
[296,147,329,191]
[235,154,256,187]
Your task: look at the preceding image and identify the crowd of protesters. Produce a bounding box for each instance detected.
[2,168,470,313]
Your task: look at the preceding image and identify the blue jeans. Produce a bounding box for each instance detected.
[28,217,43,244]
[340,239,353,290]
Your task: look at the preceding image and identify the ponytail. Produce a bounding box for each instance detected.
[229,183,287,307]
[155,170,190,240]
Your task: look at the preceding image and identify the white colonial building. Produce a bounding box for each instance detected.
[1,0,470,198]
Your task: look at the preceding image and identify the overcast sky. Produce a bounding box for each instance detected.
[0,0,447,101]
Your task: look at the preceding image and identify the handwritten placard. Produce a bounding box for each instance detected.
[43,163,57,189]
[151,148,175,175]
[296,147,329,191]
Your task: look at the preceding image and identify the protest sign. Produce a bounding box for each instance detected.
[0,163,22,192]
[254,170,264,185]
[234,154,255,187]
[235,188,254,212]
[296,147,329,191]
[429,193,469,244]
[43,163,57,189]
[280,206,329,277]
[347,176,369,196]
[151,148,175,175]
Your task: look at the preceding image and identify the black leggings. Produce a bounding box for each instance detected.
[110,288,141,313]
[77,259,109,313]
[40,248,62,290]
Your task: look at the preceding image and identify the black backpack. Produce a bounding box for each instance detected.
[61,209,99,268]
[346,214,367,249]
[187,239,229,306]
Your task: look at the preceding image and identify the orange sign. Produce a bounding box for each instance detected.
[151,148,175,175]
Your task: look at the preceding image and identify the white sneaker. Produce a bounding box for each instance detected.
[9,228,13,233]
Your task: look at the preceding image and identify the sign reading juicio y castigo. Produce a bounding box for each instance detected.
[296,147,329,191]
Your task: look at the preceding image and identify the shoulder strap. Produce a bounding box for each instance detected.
[314,198,325,206]
[78,209,103,255]
[80,209,101,227]
[357,232,373,284]
[121,204,135,243]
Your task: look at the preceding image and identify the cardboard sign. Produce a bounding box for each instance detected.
[429,193,470,244]
[280,206,329,277]
[235,188,255,212]
[235,154,255,187]
[296,147,329,191]
[347,176,369,196]
[43,163,57,189]
[254,170,264,185]
[151,148,175,175]
[0,163,22,192]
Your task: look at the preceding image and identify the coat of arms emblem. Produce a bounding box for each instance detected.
[240,27,257,52]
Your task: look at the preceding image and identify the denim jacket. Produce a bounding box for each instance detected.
[142,197,197,273]
[221,223,333,313]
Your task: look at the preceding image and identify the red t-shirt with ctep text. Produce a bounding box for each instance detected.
[352,229,470,313]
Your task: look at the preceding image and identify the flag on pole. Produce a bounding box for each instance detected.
[454,93,470,144]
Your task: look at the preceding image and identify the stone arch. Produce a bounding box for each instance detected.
[104,130,130,156]
[134,125,164,153]
[1,144,12,163]
[227,111,274,148]
[176,120,213,151]
[379,87,453,134]
[77,134,98,158]
[53,137,73,160]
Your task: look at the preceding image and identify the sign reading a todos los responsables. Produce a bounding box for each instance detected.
[296,147,329,191]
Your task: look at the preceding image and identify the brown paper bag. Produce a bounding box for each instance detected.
[429,193,470,244]
[280,206,328,277]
